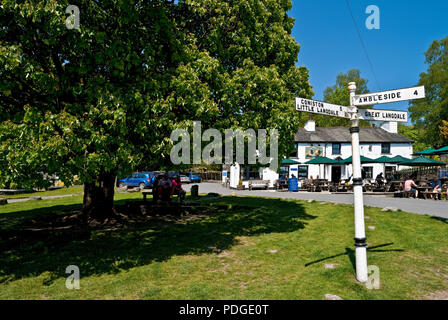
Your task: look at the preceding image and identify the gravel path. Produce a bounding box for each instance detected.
[6,194,80,203]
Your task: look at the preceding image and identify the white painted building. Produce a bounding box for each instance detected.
[289,120,413,183]
[223,120,413,188]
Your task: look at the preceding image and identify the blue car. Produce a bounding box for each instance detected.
[188,172,202,183]
[118,172,155,189]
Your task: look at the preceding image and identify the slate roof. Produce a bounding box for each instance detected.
[294,127,412,143]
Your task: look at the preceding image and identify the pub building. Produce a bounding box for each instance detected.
[223,119,413,189]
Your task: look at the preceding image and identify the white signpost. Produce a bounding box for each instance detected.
[358,109,408,122]
[295,98,350,118]
[352,86,425,107]
[296,83,425,283]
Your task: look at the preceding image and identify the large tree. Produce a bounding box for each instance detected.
[316,69,370,127]
[397,124,430,153]
[409,36,448,148]
[0,0,312,220]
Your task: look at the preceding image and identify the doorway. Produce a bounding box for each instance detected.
[331,166,342,183]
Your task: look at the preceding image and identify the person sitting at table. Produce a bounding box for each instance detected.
[152,174,163,202]
[158,173,173,202]
[172,175,186,203]
[430,177,442,200]
[375,172,385,187]
[404,176,419,198]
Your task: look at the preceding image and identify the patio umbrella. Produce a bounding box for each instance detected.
[374,156,394,177]
[305,156,339,179]
[281,158,301,165]
[305,156,339,164]
[386,155,412,172]
[432,145,448,155]
[340,156,376,164]
[374,156,394,163]
[388,155,410,163]
[398,156,446,166]
[413,148,437,155]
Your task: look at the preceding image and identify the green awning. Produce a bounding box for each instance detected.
[398,156,446,166]
[388,155,410,164]
[414,148,437,155]
[432,145,448,155]
[281,158,301,165]
[374,156,394,163]
[305,156,339,165]
[340,156,376,164]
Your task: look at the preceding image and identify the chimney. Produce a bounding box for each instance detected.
[304,119,316,132]
[379,121,397,133]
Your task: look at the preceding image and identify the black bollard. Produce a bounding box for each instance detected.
[191,185,199,198]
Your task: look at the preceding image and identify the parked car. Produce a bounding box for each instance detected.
[180,175,191,184]
[118,172,155,189]
[168,171,179,179]
[188,172,202,183]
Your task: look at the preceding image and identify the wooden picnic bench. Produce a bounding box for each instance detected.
[248,179,270,191]
[142,189,152,201]
[421,190,441,200]
[274,179,288,191]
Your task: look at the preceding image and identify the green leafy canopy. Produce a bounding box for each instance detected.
[409,36,448,148]
[0,0,313,189]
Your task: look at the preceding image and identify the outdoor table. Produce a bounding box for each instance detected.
[387,181,403,192]
[416,186,432,199]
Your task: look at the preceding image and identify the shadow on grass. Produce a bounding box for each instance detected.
[431,216,447,224]
[0,196,315,283]
[305,243,405,270]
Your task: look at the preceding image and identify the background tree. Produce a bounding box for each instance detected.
[314,69,370,127]
[409,36,448,148]
[397,124,431,153]
[0,0,312,220]
[440,120,448,142]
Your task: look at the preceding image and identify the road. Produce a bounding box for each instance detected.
[5,183,447,219]
[184,182,448,219]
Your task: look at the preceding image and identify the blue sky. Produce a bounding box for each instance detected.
[290,0,448,117]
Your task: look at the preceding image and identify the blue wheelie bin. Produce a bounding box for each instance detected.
[288,177,299,192]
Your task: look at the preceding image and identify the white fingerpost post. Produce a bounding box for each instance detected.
[348,82,368,283]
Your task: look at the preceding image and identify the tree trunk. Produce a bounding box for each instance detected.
[82,172,116,221]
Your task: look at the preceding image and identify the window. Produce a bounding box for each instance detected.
[297,166,308,180]
[290,143,298,158]
[247,171,260,180]
[279,166,289,179]
[332,143,341,155]
[363,167,373,179]
[381,143,391,154]
[385,166,396,180]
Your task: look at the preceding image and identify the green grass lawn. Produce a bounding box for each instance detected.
[1,186,84,199]
[0,192,447,300]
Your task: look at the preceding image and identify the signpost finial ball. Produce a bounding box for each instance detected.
[348,82,356,92]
